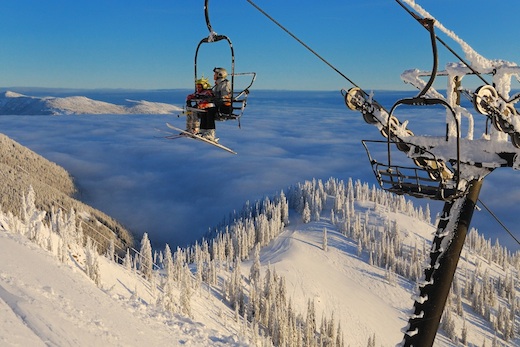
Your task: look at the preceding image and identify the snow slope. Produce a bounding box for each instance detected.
[243,194,516,346]
[1,181,516,346]
[0,91,182,115]
[0,228,248,347]
[255,226,410,346]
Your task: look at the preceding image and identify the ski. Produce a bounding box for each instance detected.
[165,123,237,154]
[154,127,186,140]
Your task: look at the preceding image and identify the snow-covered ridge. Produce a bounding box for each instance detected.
[0,133,133,251]
[0,91,182,115]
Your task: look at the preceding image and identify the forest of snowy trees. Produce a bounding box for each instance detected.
[1,177,519,346]
[0,133,133,254]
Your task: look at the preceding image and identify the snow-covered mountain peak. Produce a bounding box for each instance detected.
[0,90,182,115]
[3,90,27,98]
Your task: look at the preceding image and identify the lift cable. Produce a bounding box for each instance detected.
[245,0,359,89]
[477,198,520,246]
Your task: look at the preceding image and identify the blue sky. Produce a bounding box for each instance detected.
[1,0,519,91]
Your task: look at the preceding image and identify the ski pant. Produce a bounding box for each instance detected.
[186,111,200,132]
[199,105,232,130]
[200,109,216,130]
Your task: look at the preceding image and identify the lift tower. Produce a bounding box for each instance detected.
[344,3,520,345]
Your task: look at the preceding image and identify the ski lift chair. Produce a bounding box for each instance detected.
[362,17,464,201]
[194,34,256,125]
[362,96,462,201]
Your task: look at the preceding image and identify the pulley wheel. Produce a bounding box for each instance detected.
[345,87,365,111]
[362,111,378,125]
[473,85,498,115]
[492,116,504,132]
[492,104,516,133]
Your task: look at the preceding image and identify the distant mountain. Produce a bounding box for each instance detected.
[0,91,182,115]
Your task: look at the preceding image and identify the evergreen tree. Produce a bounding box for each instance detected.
[106,239,115,262]
[180,264,193,318]
[228,259,245,315]
[441,310,456,342]
[279,190,290,226]
[160,243,177,312]
[123,248,132,270]
[250,244,261,287]
[85,237,101,286]
[163,244,174,280]
[302,202,311,224]
[139,232,153,280]
[305,299,316,346]
[322,227,328,252]
[21,186,46,242]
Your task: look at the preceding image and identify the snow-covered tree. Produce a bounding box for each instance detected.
[461,319,468,345]
[85,237,101,286]
[123,248,132,270]
[249,244,261,287]
[441,309,456,342]
[139,232,153,280]
[180,264,193,318]
[228,259,245,315]
[159,244,176,313]
[322,227,328,252]
[106,239,115,262]
[21,186,46,242]
[279,190,289,226]
[302,202,311,224]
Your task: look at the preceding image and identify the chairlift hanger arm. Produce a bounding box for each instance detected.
[415,18,437,98]
[394,0,486,81]
[204,0,214,34]
[394,0,512,105]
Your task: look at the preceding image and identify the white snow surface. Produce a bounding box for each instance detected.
[0,190,513,347]
[0,91,182,115]
[0,229,247,347]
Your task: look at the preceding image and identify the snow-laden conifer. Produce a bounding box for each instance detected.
[85,237,101,286]
[139,232,153,280]
[123,248,132,270]
[106,239,115,262]
[322,227,328,251]
[302,202,311,224]
[250,244,261,287]
[159,244,176,312]
[21,186,46,243]
[180,263,193,318]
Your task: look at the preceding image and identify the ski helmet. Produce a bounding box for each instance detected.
[213,67,228,79]
[195,77,211,89]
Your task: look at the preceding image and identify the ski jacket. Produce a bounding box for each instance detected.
[212,78,231,107]
[186,89,213,101]
[186,89,214,109]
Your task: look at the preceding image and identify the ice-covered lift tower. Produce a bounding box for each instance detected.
[344,1,520,346]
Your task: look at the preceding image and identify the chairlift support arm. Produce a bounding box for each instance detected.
[394,0,513,105]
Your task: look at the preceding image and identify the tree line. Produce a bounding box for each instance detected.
[2,177,519,346]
